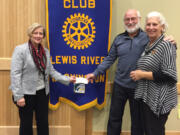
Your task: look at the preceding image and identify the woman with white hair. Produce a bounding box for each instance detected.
[130,11,177,135]
[10,23,76,135]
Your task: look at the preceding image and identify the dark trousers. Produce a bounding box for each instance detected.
[107,83,143,135]
[140,101,169,135]
[18,89,49,135]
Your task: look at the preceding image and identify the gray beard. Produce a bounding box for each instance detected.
[124,23,140,34]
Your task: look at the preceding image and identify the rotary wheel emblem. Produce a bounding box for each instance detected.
[62,13,96,50]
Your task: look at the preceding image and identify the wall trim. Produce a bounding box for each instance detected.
[0,126,71,135]
[107,81,180,95]
[92,131,180,135]
[0,58,11,70]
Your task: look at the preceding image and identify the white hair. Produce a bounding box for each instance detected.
[123,9,141,19]
[123,9,141,33]
[146,11,168,33]
[136,10,141,18]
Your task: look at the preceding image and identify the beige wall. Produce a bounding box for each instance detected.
[93,0,180,132]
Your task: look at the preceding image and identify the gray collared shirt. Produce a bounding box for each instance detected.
[93,29,148,89]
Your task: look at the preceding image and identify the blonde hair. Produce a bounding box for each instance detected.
[27,23,46,38]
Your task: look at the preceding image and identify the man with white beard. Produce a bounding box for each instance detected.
[86,9,175,135]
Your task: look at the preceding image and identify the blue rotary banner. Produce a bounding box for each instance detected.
[46,0,112,111]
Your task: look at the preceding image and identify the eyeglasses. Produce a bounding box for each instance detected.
[124,17,138,22]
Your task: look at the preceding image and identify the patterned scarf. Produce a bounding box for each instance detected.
[29,40,47,74]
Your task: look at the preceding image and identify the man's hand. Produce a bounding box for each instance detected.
[86,73,95,83]
[164,35,176,45]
